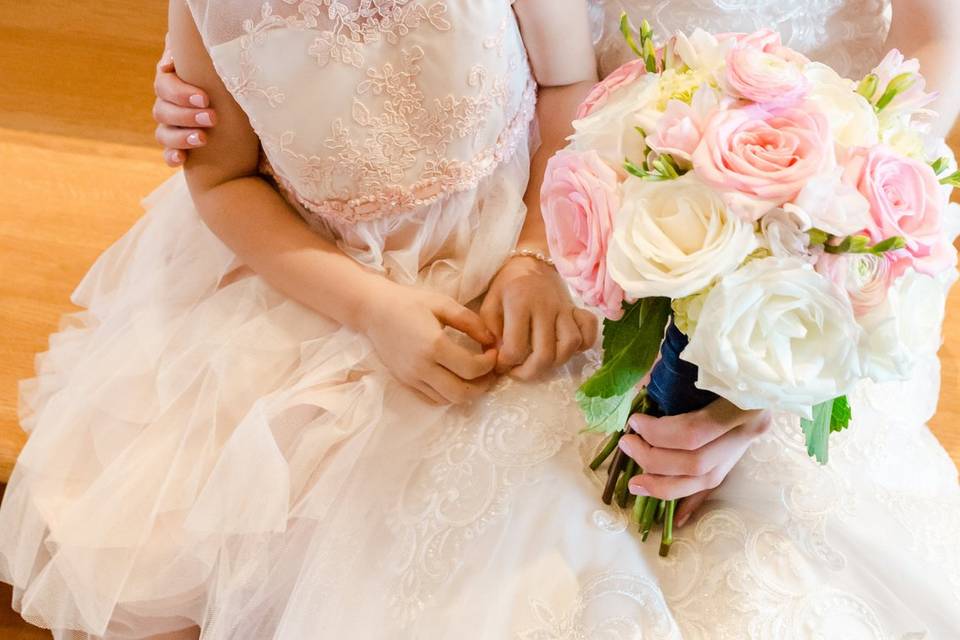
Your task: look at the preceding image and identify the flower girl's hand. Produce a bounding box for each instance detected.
[619,399,772,527]
[153,34,217,167]
[480,255,598,381]
[363,283,500,405]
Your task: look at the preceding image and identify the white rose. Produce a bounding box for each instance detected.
[681,257,862,418]
[570,74,660,168]
[804,63,880,148]
[859,268,954,382]
[760,206,812,260]
[786,169,871,237]
[607,173,758,298]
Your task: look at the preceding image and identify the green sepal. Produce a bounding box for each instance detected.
[939,170,960,188]
[619,13,644,59]
[875,72,916,111]
[808,228,830,246]
[930,156,950,176]
[856,73,879,101]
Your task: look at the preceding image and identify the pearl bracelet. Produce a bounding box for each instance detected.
[509,247,555,267]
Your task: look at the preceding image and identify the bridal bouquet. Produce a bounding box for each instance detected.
[541,17,959,556]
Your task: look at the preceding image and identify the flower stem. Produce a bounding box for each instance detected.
[615,459,637,508]
[640,497,659,540]
[601,446,628,505]
[632,495,647,526]
[659,499,676,557]
[655,499,666,524]
[589,431,622,471]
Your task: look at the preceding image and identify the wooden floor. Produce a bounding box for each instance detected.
[0,1,959,637]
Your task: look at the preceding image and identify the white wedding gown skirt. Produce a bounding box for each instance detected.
[1,0,959,638]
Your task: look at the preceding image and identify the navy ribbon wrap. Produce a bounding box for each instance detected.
[646,323,718,417]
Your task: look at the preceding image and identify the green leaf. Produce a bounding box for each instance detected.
[576,388,638,434]
[939,170,960,187]
[830,395,852,433]
[801,395,851,464]
[801,399,834,464]
[576,297,671,433]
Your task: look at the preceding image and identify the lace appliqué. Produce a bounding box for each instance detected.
[389,375,576,627]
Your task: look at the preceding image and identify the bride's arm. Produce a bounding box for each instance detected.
[887,0,960,137]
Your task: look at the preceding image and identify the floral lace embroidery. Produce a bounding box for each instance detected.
[260,76,537,224]
[389,375,576,627]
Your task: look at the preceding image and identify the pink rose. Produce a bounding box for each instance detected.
[844,145,949,274]
[577,59,648,119]
[693,105,834,220]
[541,150,625,319]
[724,34,809,107]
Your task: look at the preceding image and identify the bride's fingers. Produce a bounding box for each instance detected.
[675,489,713,528]
[435,340,498,380]
[479,293,504,342]
[628,403,743,451]
[553,312,582,366]
[628,470,718,501]
[618,431,734,477]
[423,365,492,404]
[497,298,531,373]
[572,307,599,350]
[512,311,557,381]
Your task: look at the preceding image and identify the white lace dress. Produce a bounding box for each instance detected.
[0,1,958,638]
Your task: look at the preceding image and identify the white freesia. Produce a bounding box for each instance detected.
[607,174,758,298]
[859,268,954,382]
[786,169,871,237]
[570,74,660,168]
[760,206,812,259]
[804,62,879,148]
[673,28,729,76]
[681,257,862,417]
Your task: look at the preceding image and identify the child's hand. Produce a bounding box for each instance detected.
[363,282,500,404]
[480,256,598,380]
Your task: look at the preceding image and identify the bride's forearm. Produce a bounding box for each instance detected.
[517,80,597,252]
[886,0,960,137]
[189,175,387,330]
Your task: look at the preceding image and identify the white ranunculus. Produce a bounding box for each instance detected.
[787,169,871,237]
[681,257,862,418]
[760,206,812,260]
[607,173,758,298]
[570,74,660,168]
[804,63,880,148]
[859,268,954,382]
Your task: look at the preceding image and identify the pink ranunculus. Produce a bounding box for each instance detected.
[844,145,949,274]
[724,38,809,107]
[577,59,648,119]
[541,150,625,319]
[645,86,720,161]
[692,105,834,221]
[718,29,810,66]
[815,252,899,316]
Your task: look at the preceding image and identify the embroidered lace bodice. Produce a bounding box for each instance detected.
[186,0,535,225]
[591,0,892,80]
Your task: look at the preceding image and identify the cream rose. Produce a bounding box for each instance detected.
[804,62,880,148]
[570,74,660,169]
[607,173,758,299]
[681,257,862,417]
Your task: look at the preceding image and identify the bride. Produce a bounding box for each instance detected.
[3,0,960,638]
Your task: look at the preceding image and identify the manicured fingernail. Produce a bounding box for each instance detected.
[189,94,207,108]
[187,132,202,146]
[195,112,213,126]
[169,150,183,164]
[629,482,649,496]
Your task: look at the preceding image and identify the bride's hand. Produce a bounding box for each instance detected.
[618,399,772,527]
[363,281,500,405]
[480,255,598,381]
